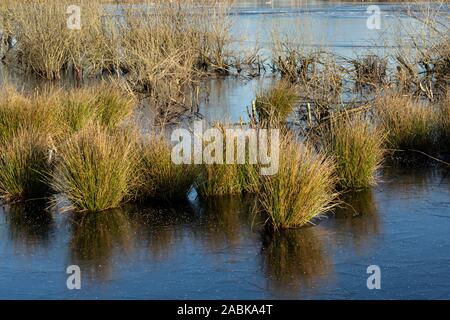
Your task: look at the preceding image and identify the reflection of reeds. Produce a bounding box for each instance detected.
[69,208,132,283]
[333,190,380,252]
[261,228,332,296]
[3,201,54,252]
[129,203,197,261]
[193,195,256,251]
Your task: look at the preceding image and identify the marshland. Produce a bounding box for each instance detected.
[0,0,449,299]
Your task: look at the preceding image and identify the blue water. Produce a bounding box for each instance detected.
[1,167,449,299]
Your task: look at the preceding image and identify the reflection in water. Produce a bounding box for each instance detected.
[260,228,333,296]
[1,165,450,298]
[2,202,54,252]
[380,166,437,195]
[130,202,197,261]
[69,209,132,283]
[193,196,259,252]
[331,190,380,252]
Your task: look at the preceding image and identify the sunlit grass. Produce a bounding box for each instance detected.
[376,93,436,152]
[137,136,199,201]
[51,125,140,212]
[254,81,297,126]
[323,117,385,190]
[256,133,338,230]
[0,128,51,202]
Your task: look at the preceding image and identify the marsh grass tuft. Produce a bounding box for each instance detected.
[377,93,436,152]
[137,136,199,202]
[58,84,135,133]
[94,85,136,129]
[195,163,258,197]
[254,81,298,126]
[51,125,140,212]
[194,124,260,198]
[0,86,60,142]
[323,117,385,190]
[256,134,338,230]
[0,128,51,202]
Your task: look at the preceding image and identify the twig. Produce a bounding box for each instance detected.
[388,148,450,166]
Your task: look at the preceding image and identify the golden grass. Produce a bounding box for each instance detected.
[254,81,298,126]
[137,136,199,201]
[323,117,385,190]
[51,125,140,212]
[376,93,436,152]
[0,128,51,202]
[256,133,338,230]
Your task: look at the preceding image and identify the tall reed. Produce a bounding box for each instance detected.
[436,92,450,153]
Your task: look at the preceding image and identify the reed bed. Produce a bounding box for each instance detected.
[256,134,338,230]
[323,117,385,190]
[1,0,234,82]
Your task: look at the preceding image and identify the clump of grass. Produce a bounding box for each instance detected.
[137,136,199,201]
[56,84,135,134]
[94,85,136,129]
[0,86,60,141]
[51,125,140,212]
[254,81,298,126]
[257,134,338,230]
[196,161,260,197]
[0,128,51,202]
[376,93,436,152]
[57,89,97,134]
[323,117,385,190]
[194,124,260,197]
